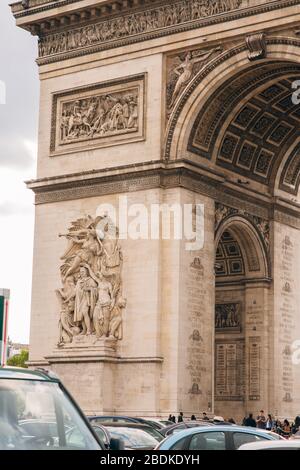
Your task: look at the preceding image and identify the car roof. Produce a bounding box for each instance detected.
[159,425,278,448]
[88,415,137,419]
[239,440,300,450]
[100,422,159,430]
[0,366,59,382]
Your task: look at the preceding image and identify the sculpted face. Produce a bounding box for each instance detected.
[65,276,75,287]
[79,267,88,278]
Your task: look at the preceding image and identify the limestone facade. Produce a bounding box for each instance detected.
[12,0,300,420]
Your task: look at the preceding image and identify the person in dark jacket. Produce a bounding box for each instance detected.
[292,416,300,434]
[244,413,256,427]
[191,414,196,421]
[178,412,184,422]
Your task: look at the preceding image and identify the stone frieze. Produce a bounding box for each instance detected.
[50,74,145,155]
[38,0,243,59]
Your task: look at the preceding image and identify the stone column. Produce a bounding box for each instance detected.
[272,220,300,419]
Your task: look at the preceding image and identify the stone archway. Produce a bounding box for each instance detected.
[214,215,270,421]
[166,38,300,200]
[166,38,300,418]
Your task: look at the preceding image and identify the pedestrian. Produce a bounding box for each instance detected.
[266,414,274,431]
[171,415,176,423]
[178,412,184,423]
[168,414,172,422]
[202,412,209,421]
[282,419,291,437]
[292,416,300,434]
[256,410,266,429]
[191,414,196,421]
[244,413,257,427]
[228,418,236,424]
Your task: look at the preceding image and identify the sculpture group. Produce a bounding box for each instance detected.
[215,303,240,329]
[38,0,242,58]
[60,90,139,144]
[56,215,126,347]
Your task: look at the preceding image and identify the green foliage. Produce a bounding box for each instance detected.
[7,349,29,368]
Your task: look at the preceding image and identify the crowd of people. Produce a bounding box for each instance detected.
[242,410,300,438]
[168,410,300,438]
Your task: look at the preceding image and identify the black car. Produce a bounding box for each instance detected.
[88,415,170,431]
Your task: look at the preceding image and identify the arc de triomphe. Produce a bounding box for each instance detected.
[12,0,300,420]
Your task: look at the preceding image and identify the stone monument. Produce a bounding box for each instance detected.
[11,0,300,419]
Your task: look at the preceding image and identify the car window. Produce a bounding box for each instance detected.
[139,426,164,442]
[0,379,101,450]
[93,426,109,445]
[233,432,269,449]
[170,437,189,450]
[189,431,226,450]
[105,426,158,449]
[66,427,86,449]
[144,420,162,430]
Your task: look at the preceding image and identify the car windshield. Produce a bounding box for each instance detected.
[0,379,102,450]
[105,426,159,449]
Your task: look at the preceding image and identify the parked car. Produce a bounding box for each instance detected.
[156,425,281,450]
[88,415,170,431]
[137,417,174,429]
[17,419,72,446]
[99,422,164,450]
[160,420,214,437]
[0,366,122,450]
[239,440,300,450]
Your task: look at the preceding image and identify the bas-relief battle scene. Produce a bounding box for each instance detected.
[3,0,300,452]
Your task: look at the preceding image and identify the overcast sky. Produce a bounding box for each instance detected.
[0,2,39,343]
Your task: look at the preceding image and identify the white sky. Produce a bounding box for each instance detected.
[0,2,39,343]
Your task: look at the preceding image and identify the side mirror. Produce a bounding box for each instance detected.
[109,437,125,451]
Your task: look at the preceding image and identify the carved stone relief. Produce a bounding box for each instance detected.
[38,1,243,59]
[51,75,145,155]
[166,46,222,111]
[215,303,241,330]
[245,33,266,61]
[215,202,270,251]
[56,215,126,348]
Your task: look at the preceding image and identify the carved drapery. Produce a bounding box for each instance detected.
[56,215,126,347]
[166,46,223,111]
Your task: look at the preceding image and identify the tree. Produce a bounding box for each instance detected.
[7,349,29,368]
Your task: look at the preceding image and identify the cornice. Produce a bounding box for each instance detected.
[10,0,300,65]
[27,160,300,228]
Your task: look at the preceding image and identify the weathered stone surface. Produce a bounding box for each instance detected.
[12,0,300,419]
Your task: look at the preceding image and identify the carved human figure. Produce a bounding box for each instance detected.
[56,276,80,346]
[60,227,101,281]
[110,297,127,340]
[74,267,98,335]
[170,47,221,107]
[97,220,122,278]
[88,270,114,338]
